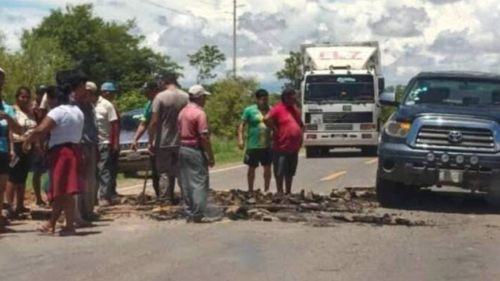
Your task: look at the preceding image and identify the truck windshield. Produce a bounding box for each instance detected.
[304,75,374,103]
[404,77,500,106]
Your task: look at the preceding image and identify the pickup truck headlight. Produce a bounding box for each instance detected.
[384,120,412,138]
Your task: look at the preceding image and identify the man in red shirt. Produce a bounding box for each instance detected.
[177,85,214,222]
[265,88,304,195]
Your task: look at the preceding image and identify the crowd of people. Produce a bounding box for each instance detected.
[0,65,305,234]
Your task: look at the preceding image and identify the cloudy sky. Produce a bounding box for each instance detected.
[1,0,499,90]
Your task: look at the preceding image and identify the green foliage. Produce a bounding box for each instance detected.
[211,137,244,164]
[380,85,406,124]
[22,4,182,92]
[276,51,303,89]
[1,37,72,101]
[188,45,226,84]
[205,77,258,138]
[115,90,147,112]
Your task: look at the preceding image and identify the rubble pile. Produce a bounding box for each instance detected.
[213,188,426,226]
[119,187,427,226]
[28,187,429,226]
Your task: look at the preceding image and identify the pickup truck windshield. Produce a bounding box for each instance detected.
[304,75,374,103]
[405,77,500,106]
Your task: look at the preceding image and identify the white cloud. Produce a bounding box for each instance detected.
[1,0,500,90]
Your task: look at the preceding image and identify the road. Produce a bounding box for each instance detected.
[3,150,500,281]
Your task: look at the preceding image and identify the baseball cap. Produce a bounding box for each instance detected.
[86,81,97,91]
[141,80,159,93]
[188,85,211,98]
[101,82,117,92]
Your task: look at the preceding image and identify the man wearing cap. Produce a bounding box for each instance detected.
[148,74,189,204]
[178,85,214,222]
[131,81,161,197]
[95,82,120,206]
[75,81,99,222]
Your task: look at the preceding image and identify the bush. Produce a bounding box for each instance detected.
[205,77,258,139]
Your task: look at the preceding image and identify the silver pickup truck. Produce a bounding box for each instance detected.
[377,71,500,207]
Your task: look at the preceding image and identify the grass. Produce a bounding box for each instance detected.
[212,137,244,165]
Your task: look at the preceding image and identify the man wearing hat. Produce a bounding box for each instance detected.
[177,85,214,222]
[131,80,162,197]
[95,82,120,206]
[148,74,188,204]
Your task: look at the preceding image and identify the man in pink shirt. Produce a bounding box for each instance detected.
[177,85,214,222]
[265,88,304,195]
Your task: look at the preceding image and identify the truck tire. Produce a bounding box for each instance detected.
[486,187,500,210]
[376,176,411,208]
[361,146,378,156]
[306,147,319,158]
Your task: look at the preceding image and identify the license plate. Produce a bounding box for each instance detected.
[439,170,463,184]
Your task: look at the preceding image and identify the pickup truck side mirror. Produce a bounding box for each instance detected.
[379,90,399,107]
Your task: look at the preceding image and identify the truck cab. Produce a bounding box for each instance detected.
[377,71,500,207]
[301,42,384,157]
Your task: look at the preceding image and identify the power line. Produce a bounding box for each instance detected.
[233,0,237,78]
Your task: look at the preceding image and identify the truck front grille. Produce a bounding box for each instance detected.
[415,125,495,152]
[324,124,353,131]
[322,112,373,123]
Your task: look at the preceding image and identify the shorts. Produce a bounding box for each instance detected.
[9,143,33,184]
[273,151,299,177]
[244,149,272,167]
[155,147,180,177]
[0,152,9,175]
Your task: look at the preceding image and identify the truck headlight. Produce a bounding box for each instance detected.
[384,120,412,138]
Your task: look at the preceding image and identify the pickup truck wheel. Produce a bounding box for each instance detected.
[486,188,500,210]
[361,146,378,156]
[376,176,411,208]
[305,147,319,158]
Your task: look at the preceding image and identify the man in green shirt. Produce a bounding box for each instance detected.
[238,89,272,192]
[132,80,161,197]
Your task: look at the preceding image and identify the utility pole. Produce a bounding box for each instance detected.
[233,0,237,78]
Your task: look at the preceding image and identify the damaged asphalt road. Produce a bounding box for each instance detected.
[4,153,500,281]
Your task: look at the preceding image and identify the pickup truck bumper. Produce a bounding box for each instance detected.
[378,142,500,191]
[118,149,151,173]
[304,131,379,147]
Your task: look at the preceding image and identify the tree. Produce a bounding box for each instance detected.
[188,45,226,84]
[276,51,303,89]
[205,77,258,138]
[1,37,72,100]
[22,4,182,92]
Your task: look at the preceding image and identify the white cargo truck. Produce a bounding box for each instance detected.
[300,41,385,157]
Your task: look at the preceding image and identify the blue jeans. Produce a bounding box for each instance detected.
[178,147,209,221]
[97,144,118,200]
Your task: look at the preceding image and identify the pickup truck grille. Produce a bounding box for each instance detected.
[322,112,373,123]
[415,125,495,152]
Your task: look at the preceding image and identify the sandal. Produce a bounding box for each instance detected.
[37,223,55,235]
[36,200,47,208]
